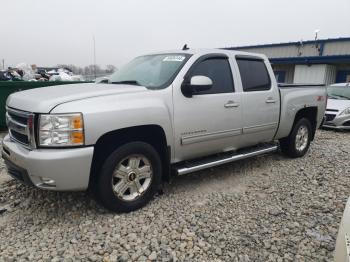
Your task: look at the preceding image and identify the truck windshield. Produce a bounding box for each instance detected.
[109,54,190,89]
[327,86,350,100]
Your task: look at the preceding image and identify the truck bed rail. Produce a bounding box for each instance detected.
[278,83,325,88]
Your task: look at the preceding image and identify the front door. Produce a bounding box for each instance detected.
[173,54,243,162]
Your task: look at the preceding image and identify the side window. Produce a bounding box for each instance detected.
[236,58,271,92]
[189,58,234,94]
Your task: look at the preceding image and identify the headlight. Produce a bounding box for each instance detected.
[38,113,84,147]
[340,107,350,116]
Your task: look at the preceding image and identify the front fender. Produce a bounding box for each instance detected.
[51,90,174,151]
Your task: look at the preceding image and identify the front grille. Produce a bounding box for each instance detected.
[343,121,350,127]
[11,130,29,144]
[325,114,336,122]
[6,107,35,148]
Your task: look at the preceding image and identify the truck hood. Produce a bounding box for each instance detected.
[6,83,148,113]
[327,98,350,113]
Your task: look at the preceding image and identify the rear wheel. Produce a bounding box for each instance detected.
[279,118,312,158]
[96,142,162,212]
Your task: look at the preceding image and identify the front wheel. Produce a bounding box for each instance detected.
[279,118,312,158]
[96,142,162,212]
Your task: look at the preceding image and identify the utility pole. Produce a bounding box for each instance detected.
[93,35,96,79]
[1,59,4,70]
[314,29,320,41]
[314,29,321,55]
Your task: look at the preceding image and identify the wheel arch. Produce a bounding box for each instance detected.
[292,106,318,140]
[89,125,171,190]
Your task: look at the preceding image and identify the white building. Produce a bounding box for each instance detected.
[226,37,350,84]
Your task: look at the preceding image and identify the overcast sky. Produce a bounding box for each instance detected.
[1,0,350,68]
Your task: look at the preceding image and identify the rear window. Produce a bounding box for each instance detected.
[236,58,271,92]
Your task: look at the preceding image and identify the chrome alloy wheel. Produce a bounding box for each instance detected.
[295,125,309,152]
[112,154,153,201]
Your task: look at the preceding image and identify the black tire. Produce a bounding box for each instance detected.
[96,141,162,212]
[279,118,312,158]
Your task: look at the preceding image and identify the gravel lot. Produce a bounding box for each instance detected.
[0,130,349,262]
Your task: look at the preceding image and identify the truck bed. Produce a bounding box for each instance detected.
[274,83,327,140]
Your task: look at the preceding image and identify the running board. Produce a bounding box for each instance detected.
[175,144,278,176]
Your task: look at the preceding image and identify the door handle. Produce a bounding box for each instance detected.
[265,97,276,104]
[224,101,240,108]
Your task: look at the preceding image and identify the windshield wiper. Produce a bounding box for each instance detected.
[111,80,141,86]
[335,95,350,100]
[329,94,350,100]
[328,95,339,99]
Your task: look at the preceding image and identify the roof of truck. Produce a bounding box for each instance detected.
[145,48,267,59]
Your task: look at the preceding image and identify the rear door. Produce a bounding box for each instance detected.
[235,56,280,145]
[173,54,243,161]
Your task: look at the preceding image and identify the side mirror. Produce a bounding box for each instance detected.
[100,79,109,84]
[181,75,213,98]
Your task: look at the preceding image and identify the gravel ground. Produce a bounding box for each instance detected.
[0,130,349,262]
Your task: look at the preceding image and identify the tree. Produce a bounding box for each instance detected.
[55,64,115,78]
[106,65,117,74]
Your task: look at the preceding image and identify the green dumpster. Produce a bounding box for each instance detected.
[0,81,91,129]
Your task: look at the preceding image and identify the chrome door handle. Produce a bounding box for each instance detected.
[265,97,276,104]
[224,101,240,108]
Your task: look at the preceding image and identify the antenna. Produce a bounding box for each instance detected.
[182,44,189,51]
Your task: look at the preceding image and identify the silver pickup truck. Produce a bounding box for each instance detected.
[2,49,326,212]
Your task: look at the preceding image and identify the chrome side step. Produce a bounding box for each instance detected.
[175,144,278,176]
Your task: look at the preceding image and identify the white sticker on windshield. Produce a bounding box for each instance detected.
[163,56,186,62]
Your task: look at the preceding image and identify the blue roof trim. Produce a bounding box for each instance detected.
[269,55,350,65]
[224,37,350,50]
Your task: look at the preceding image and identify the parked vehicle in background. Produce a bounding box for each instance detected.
[334,197,350,262]
[94,75,110,84]
[330,83,350,87]
[323,85,350,130]
[2,49,326,212]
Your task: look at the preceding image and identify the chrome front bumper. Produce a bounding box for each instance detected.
[2,135,94,191]
[323,114,350,130]
[322,124,350,130]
